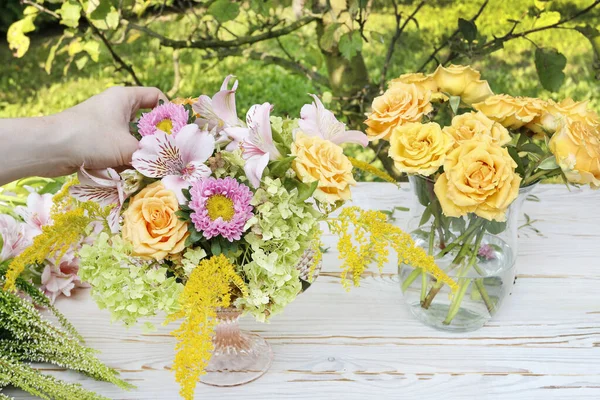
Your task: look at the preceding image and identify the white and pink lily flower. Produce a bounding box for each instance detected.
[225,103,281,188]
[69,167,126,233]
[132,124,216,202]
[193,75,242,141]
[0,214,33,262]
[14,192,53,237]
[297,94,369,147]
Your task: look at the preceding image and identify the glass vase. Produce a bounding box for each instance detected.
[399,175,536,332]
[200,245,322,386]
[199,308,273,387]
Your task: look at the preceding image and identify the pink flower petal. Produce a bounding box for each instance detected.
[244,153,270,188]
[176,124,216,165]
[162,175,192,204]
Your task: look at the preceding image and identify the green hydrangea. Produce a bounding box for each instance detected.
[78,233,183,327]
[238,177,320,321]
[270,116,299,149]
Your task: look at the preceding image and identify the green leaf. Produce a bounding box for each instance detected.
[175,210,191,222]
[538,156,559,170]
[185,229,203,247]
[508,146,525,176]
[339,30,363,60]
[419,204,432,226]
[297,180,319,202]
[210,240,222,256]
[449,95,461,114]
[486,220,507,235]
[269,156,296,178]
[450,217,466,232]
[6,8,38,58]
[536,11,561,26]
[39,180,64,195]
[89,1,120,30]
[0,233,4,253]
[535,47,567,92]
[458,18,477,42]
[83,41,100,62]
[575,25,600,79]
[521,143,545,155]
[208,0,240,23]
[45,36,65,74]
[320,23,342,51]
[58,0,82,28]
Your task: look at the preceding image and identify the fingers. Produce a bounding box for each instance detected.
[127,86,169,110]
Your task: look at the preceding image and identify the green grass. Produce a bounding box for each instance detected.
[1,1,597,119]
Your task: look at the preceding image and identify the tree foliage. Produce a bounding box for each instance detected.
[5,0,600,176]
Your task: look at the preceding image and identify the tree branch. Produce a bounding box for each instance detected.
[417,0,489,72]
[167,49,181,97]
[88,23,143,86]
[379,0,427,90]
[443,0,600,66]
[128,16,318,50]
[22,0,59,19]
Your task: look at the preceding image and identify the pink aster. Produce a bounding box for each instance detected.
[138,102,189,137]
[297,94,368,146]
[189,177,253,242]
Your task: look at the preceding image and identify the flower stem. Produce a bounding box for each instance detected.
[401,268,422,292]
[474,278,495,314]
[436,219,484,258]
[443,226,486,325]
[522,167,561,186]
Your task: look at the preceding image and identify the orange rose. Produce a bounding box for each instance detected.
[365,84,432,141]
[122,182,189,260]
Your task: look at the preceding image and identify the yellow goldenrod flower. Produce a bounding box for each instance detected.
[329,207,457,291]
[348,157,398,184]
[166,254,247,400]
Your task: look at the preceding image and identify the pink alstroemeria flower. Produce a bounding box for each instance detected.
[132,124,215,202]
[69,167,126,233]
[193,75,241,138]
[225,103,281,188]
[0,215,33,262]
[15,192,53,236]
[41,254,88,304]
[297,94,369,146]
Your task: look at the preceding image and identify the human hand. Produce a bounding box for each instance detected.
[56,86,168,175]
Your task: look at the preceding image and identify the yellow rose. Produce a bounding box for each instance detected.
[390,73,438,94]
[432,64,493,105]
[443,111,510,148]
[292,133,356,203]
[527,98,600,135]
[365,84,432,141]
[389,122,454,176]
[549,120,600,189]
[122,182,189,260]
[434,137,522,221]
[473,94,544,129]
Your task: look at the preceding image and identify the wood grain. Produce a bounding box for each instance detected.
[3,183,600,400]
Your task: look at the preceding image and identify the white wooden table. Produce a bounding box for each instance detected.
[4,183,600,400]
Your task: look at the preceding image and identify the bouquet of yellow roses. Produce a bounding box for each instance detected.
[4,76,452,399]
[366,64,599,331]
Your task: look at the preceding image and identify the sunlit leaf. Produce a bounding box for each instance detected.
[75,55,89,70]
[6,7,38,58]
[58,0,82,28]
[320,23,342,51]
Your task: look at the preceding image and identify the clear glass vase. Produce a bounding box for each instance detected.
[199,308,273,387]
[399,175,536,332]
[200,246,321,386]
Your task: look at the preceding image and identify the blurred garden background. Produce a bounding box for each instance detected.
[1,0,599,177]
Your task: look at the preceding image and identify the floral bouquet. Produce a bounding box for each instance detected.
[366,64,600,331]
[4,76,452,399]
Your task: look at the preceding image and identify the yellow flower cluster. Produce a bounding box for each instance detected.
[3,202,99,291]
[329,207,457,291]
[166,254,247,400]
